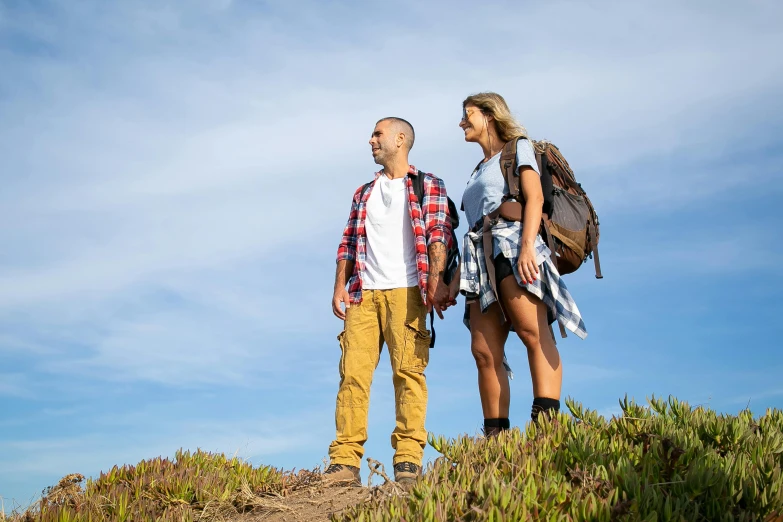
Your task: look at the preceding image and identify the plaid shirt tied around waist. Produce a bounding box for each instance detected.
[460,219,588,339]
[336,166,452,305]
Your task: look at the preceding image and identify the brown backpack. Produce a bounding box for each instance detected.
[496,138,603,279]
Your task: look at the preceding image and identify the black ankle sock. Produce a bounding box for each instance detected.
[484,418,510,430]
[531,397,560,421]
[533,397,560,411]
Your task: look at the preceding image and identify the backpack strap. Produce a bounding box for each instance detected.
[428,309,435,348]
[591,230,603,279]
[580,191,603,279]
[499,139,521,201]
[412,170,426,206]
[587,210,603,279]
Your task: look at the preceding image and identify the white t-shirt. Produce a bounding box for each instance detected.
[363,175,419,289]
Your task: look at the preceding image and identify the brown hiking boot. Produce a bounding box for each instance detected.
[393,462,420,485]
[322,463,361,486]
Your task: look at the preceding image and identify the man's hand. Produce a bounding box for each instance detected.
[332,259,354,320]
[427,279,450,319]
[332,288,350,320]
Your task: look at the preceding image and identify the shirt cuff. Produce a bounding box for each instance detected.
[426,228,448,247]
[336,250,356,262]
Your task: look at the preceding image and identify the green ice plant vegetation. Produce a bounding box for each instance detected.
[4,397,782,522]
[339,396,783,521]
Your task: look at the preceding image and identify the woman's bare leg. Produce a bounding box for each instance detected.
[468,301,511,418]
[498,276,562,400]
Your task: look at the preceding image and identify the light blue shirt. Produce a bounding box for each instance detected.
[461,138,540,229]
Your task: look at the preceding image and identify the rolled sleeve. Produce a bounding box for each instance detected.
[517,138,540,175]
[427,224,449,248]
[336,189,361,263]
[336,246,356,262]
[422,176,452,248]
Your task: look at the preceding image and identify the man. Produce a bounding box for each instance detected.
[325,117,453,486]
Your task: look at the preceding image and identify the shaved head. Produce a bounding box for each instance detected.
[376,117,415,151]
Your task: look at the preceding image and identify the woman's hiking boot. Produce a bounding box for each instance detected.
[393,462,420,485]
[322,463,361,486]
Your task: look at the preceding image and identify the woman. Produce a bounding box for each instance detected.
[456,92,587,436]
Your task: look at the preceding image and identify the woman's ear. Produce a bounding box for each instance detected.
[483,114,492,131]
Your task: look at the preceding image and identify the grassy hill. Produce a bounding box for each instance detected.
[4,396,783,521]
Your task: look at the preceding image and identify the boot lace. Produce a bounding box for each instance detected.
[394,462,419,474]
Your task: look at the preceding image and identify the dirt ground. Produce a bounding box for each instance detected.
[232,482,403,522]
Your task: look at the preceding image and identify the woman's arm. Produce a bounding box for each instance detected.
[518,166,544,283]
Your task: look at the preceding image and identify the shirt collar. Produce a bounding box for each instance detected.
[374,165,418,179]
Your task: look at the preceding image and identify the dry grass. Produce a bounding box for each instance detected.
[0,452,408,522]
[1,450,319,522]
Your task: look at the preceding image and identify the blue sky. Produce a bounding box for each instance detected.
[1,0,782,509]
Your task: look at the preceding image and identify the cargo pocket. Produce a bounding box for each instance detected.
[337,330,347,380]
[401,322,430,372]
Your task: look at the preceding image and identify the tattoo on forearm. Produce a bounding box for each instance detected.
[428,242,447,282]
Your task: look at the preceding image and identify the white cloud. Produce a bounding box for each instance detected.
[1,0,780,392]
[0,374,31,398]
[729,387,783,406]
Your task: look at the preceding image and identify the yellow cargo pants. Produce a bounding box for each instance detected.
[328,286,430,468]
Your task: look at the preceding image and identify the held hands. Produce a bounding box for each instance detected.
[334,281,457,321]
[517,240,540,285]
[332,287,350,320]
[427,279,452,320]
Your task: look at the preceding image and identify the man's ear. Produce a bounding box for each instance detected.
[396,132,406,148]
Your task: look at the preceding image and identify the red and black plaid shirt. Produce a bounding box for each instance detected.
[337,166,452,305]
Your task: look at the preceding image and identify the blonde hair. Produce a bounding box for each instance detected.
[462,92,528,143]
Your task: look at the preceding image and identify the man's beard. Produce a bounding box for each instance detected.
[372,149,387,166]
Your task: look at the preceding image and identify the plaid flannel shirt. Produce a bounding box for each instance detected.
[336,166,452,305]
[460,219,587,339]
